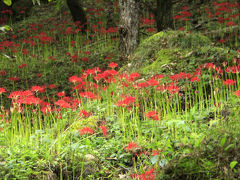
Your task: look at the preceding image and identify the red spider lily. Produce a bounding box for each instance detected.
[145,111,159,121]
[156,84,167,92]
[116,96,135,107]
[48,84,57,89]
[167,82,180,94]
[127,72,141,82]
[79,110,90,118]
[190,76,199,82]
[173,15,182,20]
[146,27,155,32]
[9,77,20,82]
[0,70,6,76]
[99,126,108,136]
[131,168,155,180]
[41,106,52,114]
[79,127,94,135]
[218,39,225,43]
[151,150,160,156]
[125,142,140,151]
[71,98,81,107]
[69,75,83,84]
[55,99,71,108]
[234,89,240,97]
[49,56,56,61]
[79,91,98,99]
[18,63,27,69]
[180,11,192,17]
[226,21,235,26]
[71,41,76,47]
[8,90,33,99]
[154,74,164,80]
[147,78,159,86]
[204,62,215,70]
[108,62,118,69]
[0,88,6,94]
[84,51,91,55]
[81,57,89,62]
[19,96,42,106]
[141,18,155,25]
[136,82,149,88]
[31,85,45,93]
[22,48,29,55]
[65,27,73,34]
[37,73,42,78]
[57,92,65,97]
[38,32,53,44]
[224,79,236,85]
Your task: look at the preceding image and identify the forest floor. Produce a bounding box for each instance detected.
[0,1,239,179]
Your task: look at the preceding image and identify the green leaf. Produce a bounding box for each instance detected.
[220,136,226,147]
[230,161,238,169]
[224,144,234,151]
[3,0,12,6]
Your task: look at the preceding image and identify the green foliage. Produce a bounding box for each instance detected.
[128,31,237,75]
[2,0,12,6]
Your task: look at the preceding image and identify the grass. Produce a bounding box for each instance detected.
[0,0,240,179]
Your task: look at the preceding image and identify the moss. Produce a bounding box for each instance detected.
[128,31,237,75]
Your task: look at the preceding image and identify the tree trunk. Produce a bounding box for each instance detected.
[154,0,173,32]
[66,0,87,33]
[119,0,140,61]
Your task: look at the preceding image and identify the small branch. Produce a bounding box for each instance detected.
[191,17,218,30]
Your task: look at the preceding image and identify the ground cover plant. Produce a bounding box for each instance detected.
[0,0,240,179]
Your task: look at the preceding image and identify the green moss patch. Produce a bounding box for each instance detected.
[128,31,237,75]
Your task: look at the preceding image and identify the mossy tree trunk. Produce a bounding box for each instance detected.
[154,0,173,32]
[66,0,87,33]
[119,0,140,61]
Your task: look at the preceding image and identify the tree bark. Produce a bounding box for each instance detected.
[154,0,173,32]
[119,0,140,61]
[66,0,87,33]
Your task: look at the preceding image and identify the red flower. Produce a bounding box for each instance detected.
[190,76,199,82]
[136,82,149,88]
[131,168,155,180]
[226,21,235,26]
[79,110,90,118]
[57,91,65,97]
[234,89,240,97]
[173,15,182,20]
[55,99,71,108]
[9,77,20,82]
[69,75,82,84]
[99,126,108,136]
[116,96,135,107]
[125,142,140,151]
[79,127,94,135]
[145,111,159,121]
[18,63,27,69]
[147,78,159,86]
[151,150,160,156]
[0,70,6,76]
[79,91,98,99]
[108,62,118,69]
[31,85,45,93]
[0,87,6,94]
[48,84,57,89]
[224,79,236,85]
